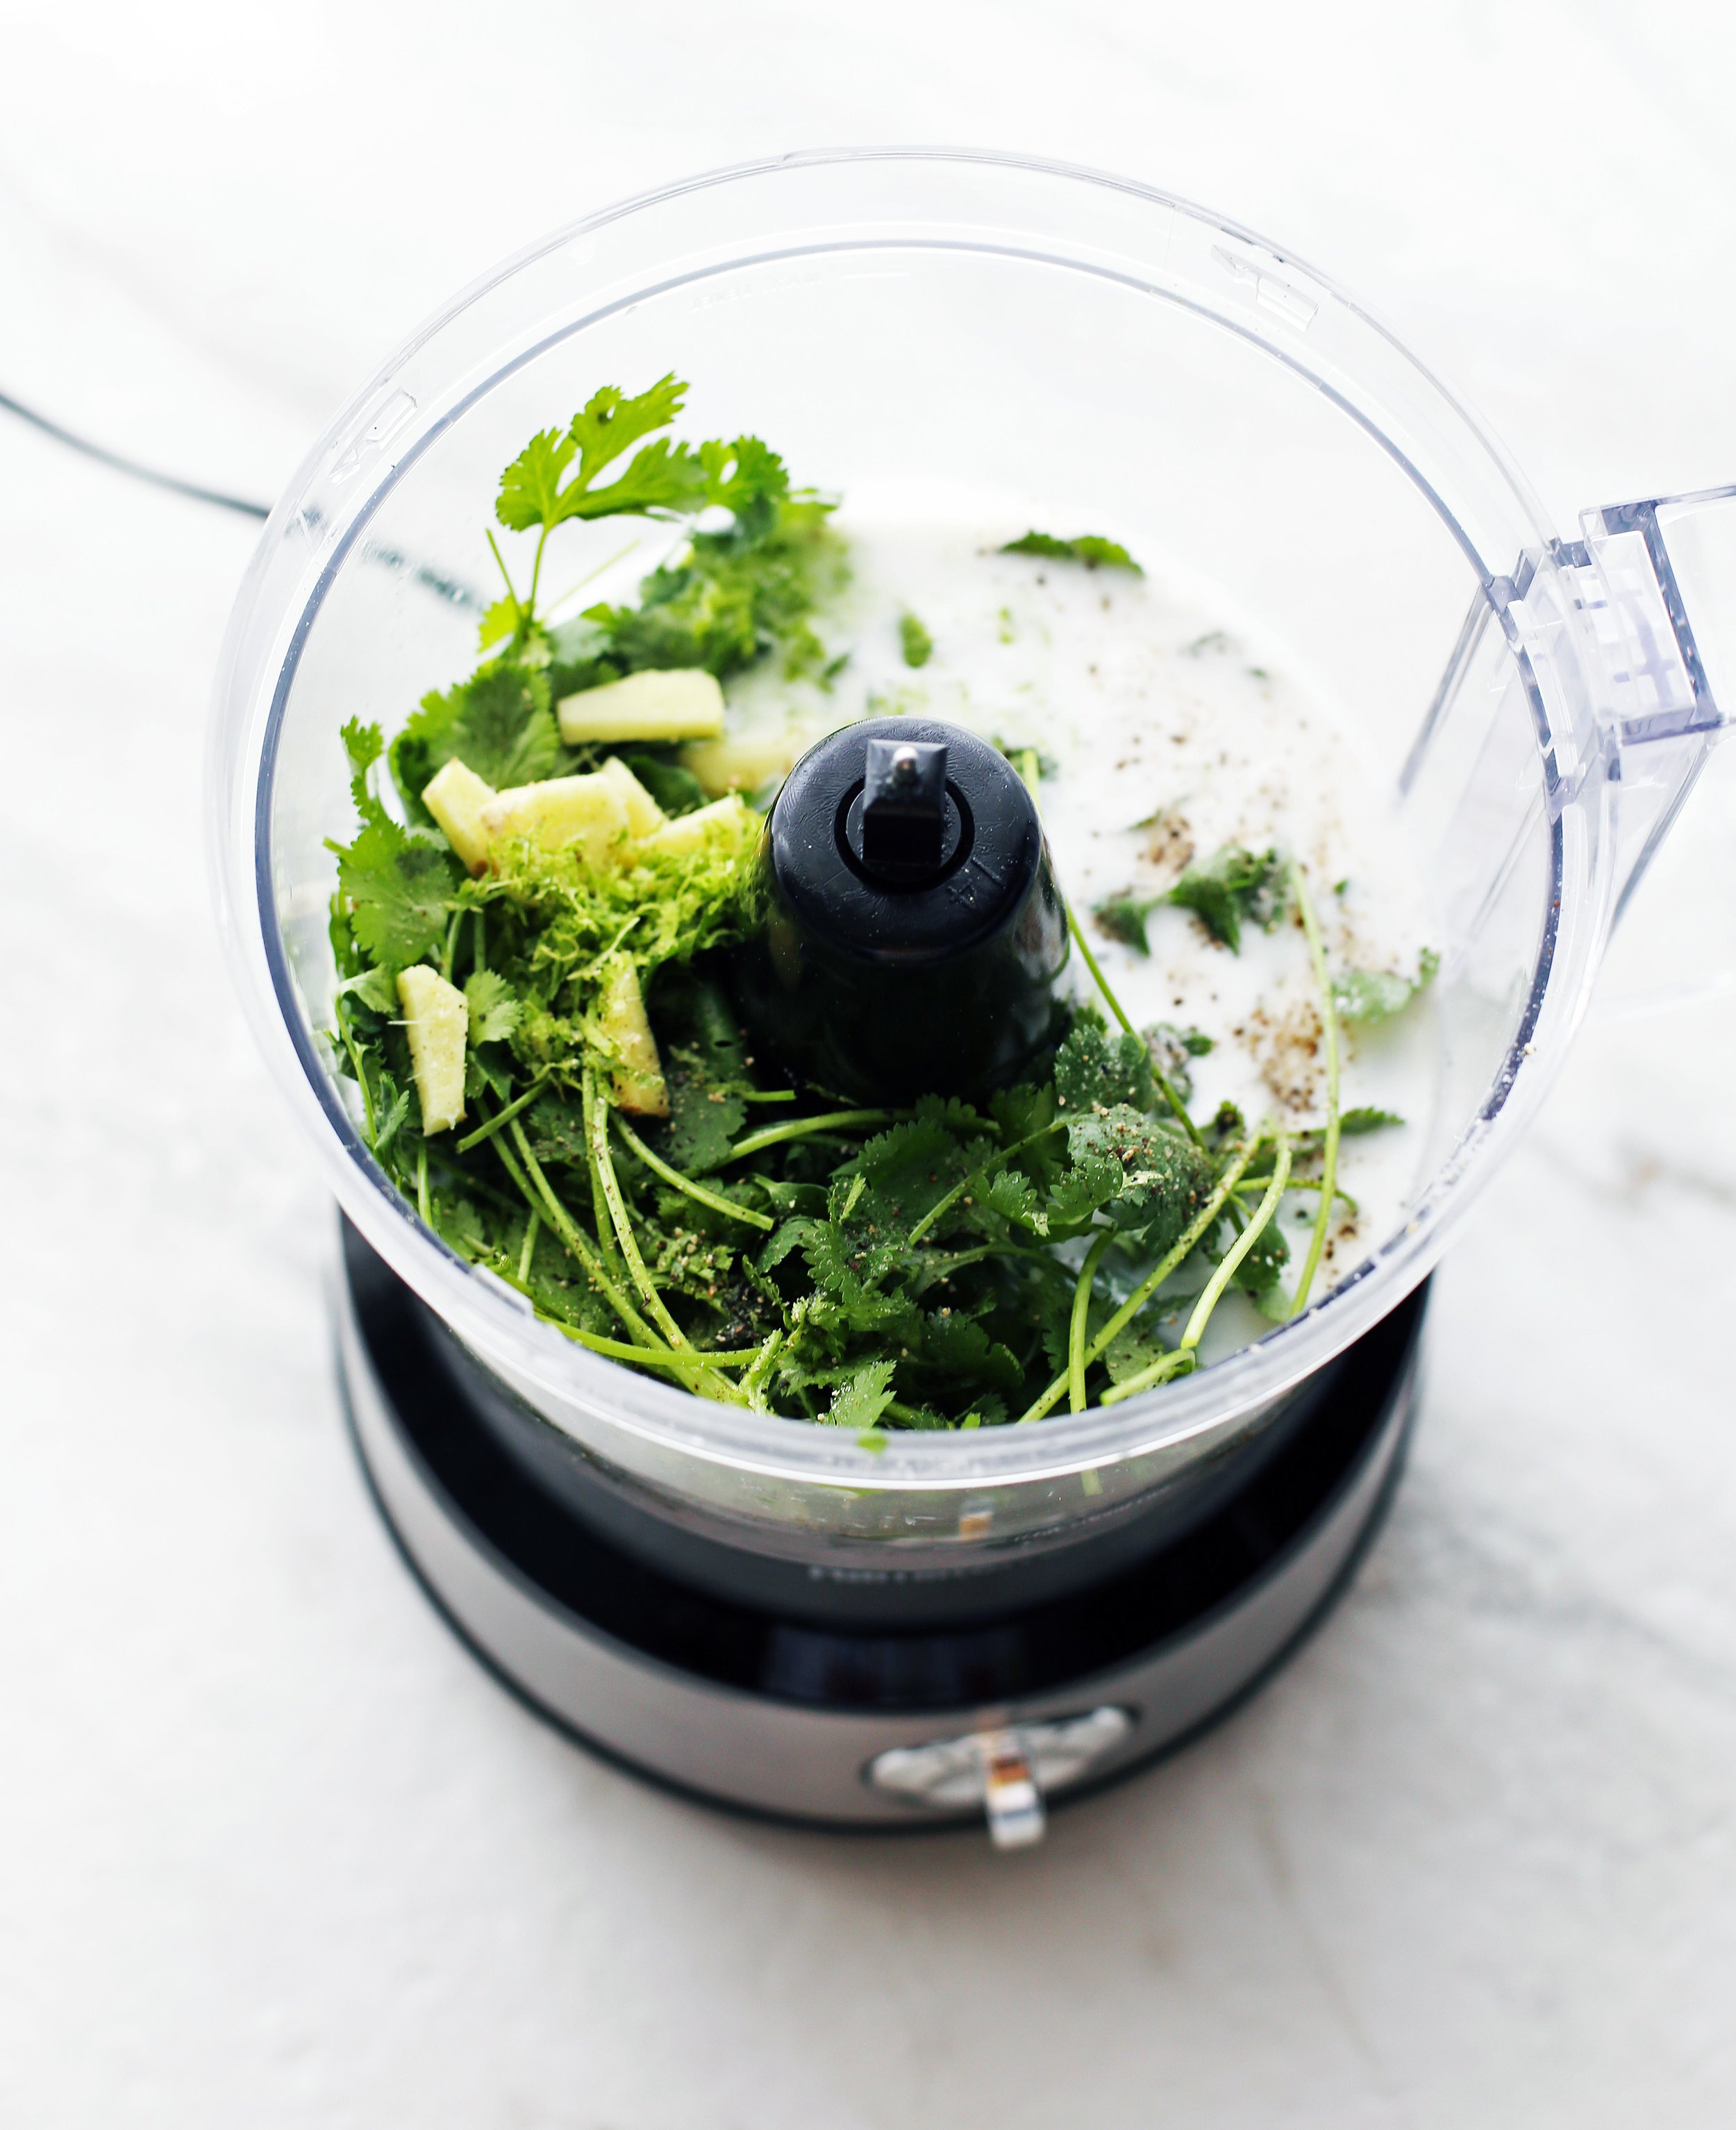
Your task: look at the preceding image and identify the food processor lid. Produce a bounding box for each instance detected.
[210,146,1736,1486]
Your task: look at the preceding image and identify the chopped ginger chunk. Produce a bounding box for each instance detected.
[422,757,496,873]
[558,667,725,744]
[595,957,667,1117]
[396,965,468,1135]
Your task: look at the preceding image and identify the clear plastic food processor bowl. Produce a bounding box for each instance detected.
[210,149,1736,1572]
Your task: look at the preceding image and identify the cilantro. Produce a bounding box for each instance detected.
[1001,530,1142,574]
[585,490,844,683]
[496,376,705,538]
[619,753,706,817]
[647,968,750,1176]
[1062,1106,1216,1254]
[1054,1010,1155,1114]
[392,660,560,817]
[342,718,386,824]
[464,970,521,1047]
[826,1359,898,1429]
[1166,846,1289,953]
[1342,1106,1404,1135]
[1146,1022,1212,1105]
[1092,889,1161,956]
[333,818,459,969]
[899,613,933,667]
[1333,949,1439,1024]
[336,963,399,1015]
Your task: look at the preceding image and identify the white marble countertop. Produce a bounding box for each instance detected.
[4,3,1736,2122]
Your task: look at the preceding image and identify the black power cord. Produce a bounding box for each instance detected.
[0,383,480,608]
[0,384,270,518]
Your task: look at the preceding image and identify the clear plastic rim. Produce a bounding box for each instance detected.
[214,145,1583,1490]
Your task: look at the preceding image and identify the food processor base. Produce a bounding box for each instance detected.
[336,1230,1424,1839]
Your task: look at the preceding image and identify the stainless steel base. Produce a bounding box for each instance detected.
[335,1257,1419,1832]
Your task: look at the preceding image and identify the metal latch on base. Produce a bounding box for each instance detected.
[866,1706,1133,1848]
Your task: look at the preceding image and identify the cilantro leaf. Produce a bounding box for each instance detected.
[464,970,521,1047]
[1342,1106,1405,1135]
[696,435,792,535]
[526,1095,587,1170]
[336,964,399,1015]
[587,494,844,681]
[341,718,386,825]
[1166,846,1289,954]
[1093,890,1161,955]
[899,613,933,668]
[372,1081,411,1157]
[496,376,706,534]
[334,819,459,968]
[1230,1209,1289,1297]
[392,660,560,813]
[1064,1106,1217,1254]
[566,378,692,496]
[495,427,579,535]
[620,753,706,817]
[476,594,527,654]
[1001,530,1142,574]
[1145,1022,1212,1105]
[646,968,751,1174]
[825,1358,898,1429]
[1333,949,1439,1024]
[1054,1013,1156,1115]
[1103,1320,1171,1386]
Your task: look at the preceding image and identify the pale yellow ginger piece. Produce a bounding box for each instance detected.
[557,667,726,744]
[595,956,668,1118]
[596,755,667,839]
[681,722,821,798]
[637,792,757,862]
[481,772,630,867]
[421,757,496,874]
[396,965,468,1135]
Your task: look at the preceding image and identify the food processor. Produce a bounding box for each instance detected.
[210,149,1736,1844]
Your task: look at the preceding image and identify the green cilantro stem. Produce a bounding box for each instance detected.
[583,1067,708,1363]
[486,1258,757,1380]
[1096,1348,1194,1403]
[1065,897,1135,1037]
[737,1089,798,1104]
[416,1144,431,1224]
[1016,1133,1265,1423]
[740,1327,785,1411]
[1178,1130,1290,1349]
[723,1110,894,1163]
[921,1240,1060,1280]
[1235,1174,1357,1217]
[573,1071,635,1294]
[1062,898,1203,1149]
[440,907,464,982]
[1100,1133,1293,1406]
[553,1327,759,1369]
[485,529,521,615]
[455,1069,554,1154]
[341,1024,378,1141]
[539,536,642,629]
[1288,860,1341,1317]
[517,1209,540,1283]
[905,1120,1067,1247]
[611,1112,776,1232]
[1069,1232,1112,1413]
[496,1114,664,1351]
